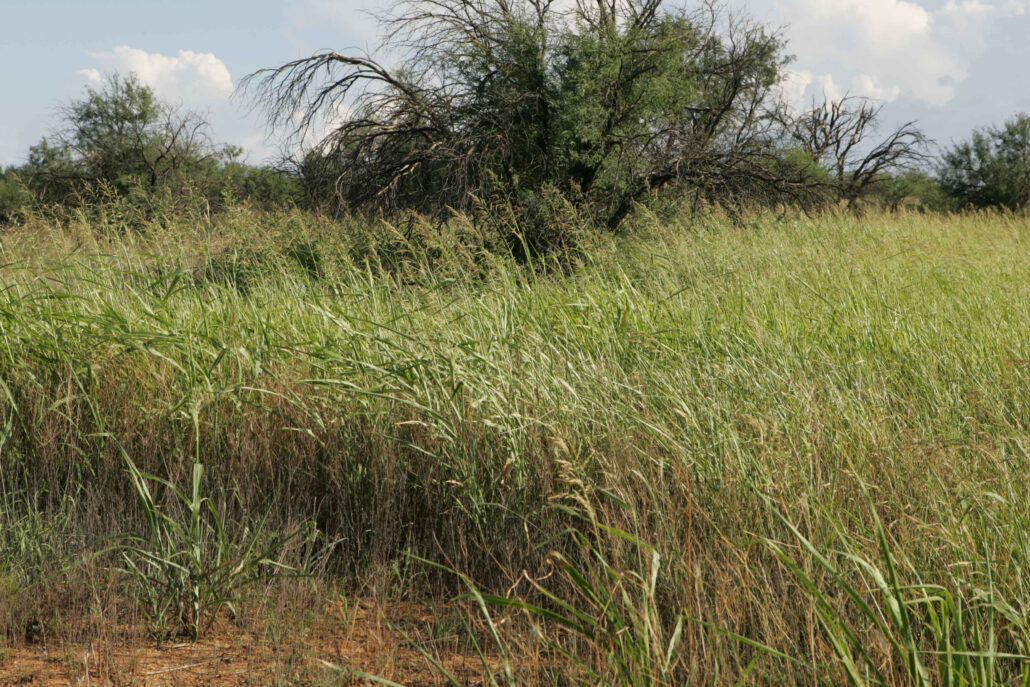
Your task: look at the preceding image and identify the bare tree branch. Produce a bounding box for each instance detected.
[774,95,931,211]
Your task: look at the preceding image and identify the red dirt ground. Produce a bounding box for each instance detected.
[0,600,504,686]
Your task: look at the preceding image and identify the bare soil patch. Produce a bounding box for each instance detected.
[0,600,499,686]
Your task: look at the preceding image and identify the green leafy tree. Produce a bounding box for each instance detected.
[16,73,301,213]
[178,144,304,209]
[212,160,305,209]
[245,0,810,241]
[877,170,949,212]
[18,138,78,206]
[23,74,220,205]
[0,168,33,224]
[940,113,1030,210]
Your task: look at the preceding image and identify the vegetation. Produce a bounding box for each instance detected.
[0,168,32,224]
[941,112,1030,211]
[878,170,952,212]
[774,96,930,211]
[1,1,1029,684]
[1,202,1029,683]
[5,2,1021,233]
[0,74,301,224]
[118,453,309,640]
[243,0,932,245]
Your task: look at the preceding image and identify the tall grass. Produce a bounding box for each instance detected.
[765,489,1030,687]
[1,204,1029,682]
[118,449,309,640]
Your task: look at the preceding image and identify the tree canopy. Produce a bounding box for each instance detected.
[774,96,930,211]
[21,74,219,204]
[245,0,825,238]
[2,74,302,221]
[940,113,1030,211]
[3,1,945,230]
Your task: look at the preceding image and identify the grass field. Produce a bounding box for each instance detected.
[1,206,1029,685]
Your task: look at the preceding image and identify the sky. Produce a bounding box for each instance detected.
[1,0,1028,167]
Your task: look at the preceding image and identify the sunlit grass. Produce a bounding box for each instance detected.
[1,206,1028,682]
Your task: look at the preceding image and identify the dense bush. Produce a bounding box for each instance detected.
[0,168,32,224]
[878,170,951,212]
[941,112,1030,210]
[245,0,815,244]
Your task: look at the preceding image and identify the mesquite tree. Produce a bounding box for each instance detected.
[245,0,815,239]
[940,113,1030,210]
[23,74,217,204]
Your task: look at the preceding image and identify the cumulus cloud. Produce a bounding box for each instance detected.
[80,46,233,103]
[771,0,1025,108]
[77,68,102,85]
[779,71,842,107]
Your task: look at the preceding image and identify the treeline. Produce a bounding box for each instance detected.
[2,0,1028,238]
[0,74,302,225]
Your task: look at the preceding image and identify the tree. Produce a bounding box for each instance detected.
[940,113,1030,210]
[14,73,303,214]
[0,168,33,224]
[774,96,930,211]
[22,73,220,205]
[19,137,79,206]
[244,0,814,240]
[877,170,949,212]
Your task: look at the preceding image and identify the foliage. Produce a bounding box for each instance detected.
[877,170,951,212]
[0,168,33,224]
[244,0,822,245]
[118,451,308,640]
[213,160,304,209]
[5,73,300,222]
[21,74,219,204]
[940,112,1030,210]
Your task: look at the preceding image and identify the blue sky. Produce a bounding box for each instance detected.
[1,0,1028,166]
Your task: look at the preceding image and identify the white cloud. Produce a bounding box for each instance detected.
[81,46,233,103]
[849,74,901,103]
[77,68,102,85]
[935,0,1027,51]
[778,70,842,109]
[772,0,1026,106]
